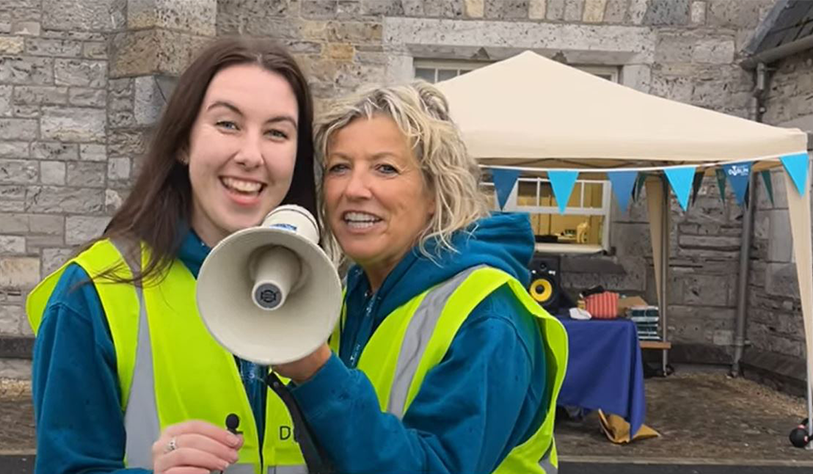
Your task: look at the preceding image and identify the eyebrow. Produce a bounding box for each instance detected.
[206,100,298,130]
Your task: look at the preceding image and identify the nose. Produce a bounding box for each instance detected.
[343,168,372,200]
[233,132,263,169]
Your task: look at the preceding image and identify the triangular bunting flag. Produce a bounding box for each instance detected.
[491,168,520,210]
[663,166,696,211]
[607,171,637,213]
[780,152,809,195]
[715,168,727,205]
[760,170,774,206]
[722,162,752,206]
[691,170,704,206]
[548,170,579,214]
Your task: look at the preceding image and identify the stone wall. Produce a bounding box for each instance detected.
[742,48,813,390]
[0,0,786,378]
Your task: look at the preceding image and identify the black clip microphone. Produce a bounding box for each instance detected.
[221,413,242,474]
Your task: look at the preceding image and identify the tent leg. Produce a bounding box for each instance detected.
[661,176,670,375]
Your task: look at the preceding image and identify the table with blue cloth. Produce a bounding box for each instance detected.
[556,316,646,437]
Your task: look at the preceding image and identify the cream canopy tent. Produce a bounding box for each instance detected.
[436,51,812,432]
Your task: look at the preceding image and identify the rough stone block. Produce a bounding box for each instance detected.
[134,75,165,125]
[302,0,338,18]
[31,142,78,161]
[546,0,565,19]
[767,209,792,263]
[11,22,40,36]
[0,85,11,117]
[464,0,484,18]
[108,129,146,156]
[39,161,65,185]
[54,59,106,87]
[628,0,647,24]
[105,188,124,213]
[127,0,216,36]
[0,214,28,233]
[29,214,63,235]
[0,142,28,158]
[65,215,110,245]
[42,0,126,32]
[12,104,38,118]
[692,38,734,64]
[80,144,106,162]
[0,257,39,288]
[0,56,53,85]
[327,21,382,43]
[0,36,24,54]
[0,358,31,378]
[0,304,25,334]
[765,263,799,299]
[0,159,38,184]
[82,41,107,59]
[707,0,769,29]
[643,0,690,26]
[529,0,546,19]
[501,0,530,20]
[25,38,83,57]
[107,157,130,181]
[604,0,627,23]
[25,186,104,214]
[66,161,105,188]
[0,118,37,140]
[360,0,405,16]
[109,29,210,77]
[68,87,106,107]
[41,107,106,142]
[42,247,73,275]
[0,236,25,255]
[563,0,584,21]
[13,86,68,106]
[691,1,706,24]
[583,0,607,23]
[0,185,26,202]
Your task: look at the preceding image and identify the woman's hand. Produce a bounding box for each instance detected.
[152,420,243,474]
[273,344,332,384]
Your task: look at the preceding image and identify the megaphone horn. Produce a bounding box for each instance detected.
[197,205,343,365]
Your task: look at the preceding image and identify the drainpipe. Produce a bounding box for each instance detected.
[731,62,768,376]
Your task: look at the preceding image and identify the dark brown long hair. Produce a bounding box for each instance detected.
[100,37,317,285]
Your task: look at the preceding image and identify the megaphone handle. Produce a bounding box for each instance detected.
[266,372,335,474]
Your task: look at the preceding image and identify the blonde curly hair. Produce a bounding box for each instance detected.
[314,81,490,259]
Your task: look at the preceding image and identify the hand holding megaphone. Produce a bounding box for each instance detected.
[196,205,343,366]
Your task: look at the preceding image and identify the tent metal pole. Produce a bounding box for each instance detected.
[661,175,670,375]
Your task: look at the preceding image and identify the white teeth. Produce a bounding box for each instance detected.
[222,177,262,193]
[344,212,381,223]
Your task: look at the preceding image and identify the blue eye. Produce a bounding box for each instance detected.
[327,163,349,174]
[377,164,398,174]
[216,120,238,130]
[266,129,289,140]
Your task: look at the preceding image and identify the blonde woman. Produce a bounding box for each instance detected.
[274,82,568,473]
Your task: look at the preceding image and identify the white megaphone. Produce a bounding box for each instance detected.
[196,205,342,365]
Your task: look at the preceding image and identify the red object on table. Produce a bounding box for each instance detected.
[585,292,619,319]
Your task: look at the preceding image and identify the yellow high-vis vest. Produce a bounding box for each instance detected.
[329,265,569,474]
[27,239,307,474]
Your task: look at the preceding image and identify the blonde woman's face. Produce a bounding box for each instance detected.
[324,115,435,280]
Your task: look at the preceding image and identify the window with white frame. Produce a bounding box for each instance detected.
[415,58,618,251]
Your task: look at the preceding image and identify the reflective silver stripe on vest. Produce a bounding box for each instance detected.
[538,442,556,474]
[227,463,257,474]
[110,239,161,468]
[268,465,309,474]
[387,266,483,418]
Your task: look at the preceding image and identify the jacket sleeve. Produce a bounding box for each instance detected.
[290,284,547,474]
[31,263,151,474]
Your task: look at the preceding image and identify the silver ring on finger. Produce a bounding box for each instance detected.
[165,436,178,454]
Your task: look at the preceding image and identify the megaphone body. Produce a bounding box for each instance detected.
[197,205,342,365]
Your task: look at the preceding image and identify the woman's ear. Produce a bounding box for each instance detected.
[178,147,190,165]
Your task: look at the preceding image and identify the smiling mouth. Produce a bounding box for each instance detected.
[221,177,265,196]
[343,211,382,229]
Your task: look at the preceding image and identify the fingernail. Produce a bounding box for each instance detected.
[231,452,240,463]
[221,461,230,471]
[227,434,239,446]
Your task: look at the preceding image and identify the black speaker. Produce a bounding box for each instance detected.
[528,254,562,314]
